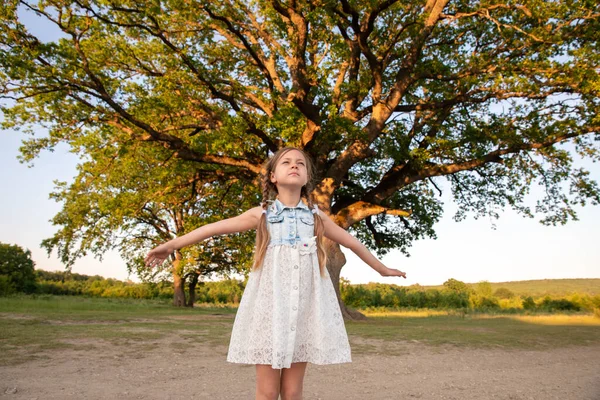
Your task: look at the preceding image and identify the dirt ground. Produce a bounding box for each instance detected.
[1,334,599,400]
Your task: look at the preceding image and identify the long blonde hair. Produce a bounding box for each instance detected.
[252,147,328,278]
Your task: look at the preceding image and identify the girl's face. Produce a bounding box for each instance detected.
[270,150,308,188]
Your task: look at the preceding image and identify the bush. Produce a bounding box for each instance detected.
[439,290,470,308]
[406,290,428,308]
[498,297,524,310]
[565,293,600,312]
[522,296,536,310]
[479,297,500,310]
[538,296,580,312]
[469,293,500,310]
[0,275,16,296]
[474,281,493,297]
[0,243,38,295]
[443,278,471,294]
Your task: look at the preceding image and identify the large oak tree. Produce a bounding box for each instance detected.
[1,0,598,319]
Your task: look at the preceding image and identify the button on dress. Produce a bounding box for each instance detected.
[226,198,352,369]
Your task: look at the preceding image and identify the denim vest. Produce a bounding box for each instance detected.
[265,198,318,247]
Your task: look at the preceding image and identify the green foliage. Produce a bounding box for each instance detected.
[197,279,245,304]
[341,281,471,310]
[339,279,597,313]
[538,296,581,312]
[36,269,105,282]
[521,294,584,312]
[467,280,500,309]
[497,296,525,310]
[0,242,37,295]
[0,275,16,296]
[22,269,245,304]
[522,296,536,310]
[443,278,472,294]
[469,293,500,310]
[474,281,493,297]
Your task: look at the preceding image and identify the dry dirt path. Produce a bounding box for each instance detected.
[1,334,599,399]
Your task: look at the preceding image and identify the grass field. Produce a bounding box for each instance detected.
[1,294,599,367]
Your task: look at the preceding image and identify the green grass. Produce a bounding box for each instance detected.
[1,294,599,366]
[0,293,238,317]
[346,309,600,355]
[0,295,236,366]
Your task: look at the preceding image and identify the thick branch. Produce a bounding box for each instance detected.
[334,201,411,229]
[366,128,599,202]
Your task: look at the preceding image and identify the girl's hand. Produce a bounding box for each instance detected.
[380,267,406,278]
[145,243,175,269]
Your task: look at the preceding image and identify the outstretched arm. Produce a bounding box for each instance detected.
[144,206,263,269]
[171,206,262,250]
[320,212,406,279]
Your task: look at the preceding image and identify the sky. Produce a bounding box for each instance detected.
[1,6,599,286]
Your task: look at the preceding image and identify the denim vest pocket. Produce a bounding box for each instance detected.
[267,214,284,223]
[297,214,315,239]
[299,216,314,226]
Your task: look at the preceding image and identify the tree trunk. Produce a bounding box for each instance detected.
[325,238,368,321]
[172,252,186,307]
[186,271,199,307]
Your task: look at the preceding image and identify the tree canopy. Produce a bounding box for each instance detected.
[0,242,37,295]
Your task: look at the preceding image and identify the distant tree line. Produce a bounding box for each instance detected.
[339,278,600,313]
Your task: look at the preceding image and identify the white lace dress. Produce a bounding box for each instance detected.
[226,235,352,369]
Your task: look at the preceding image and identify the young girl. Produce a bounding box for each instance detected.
[145,146,406,400]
